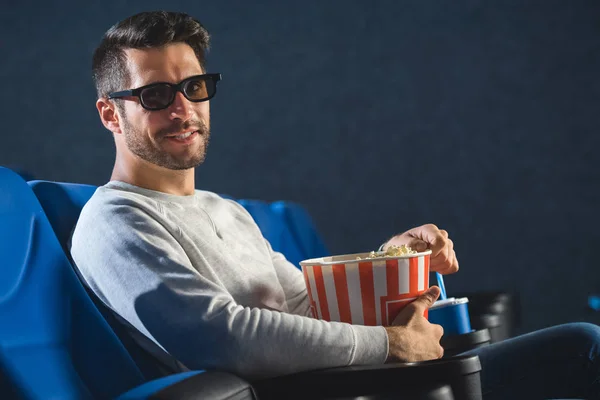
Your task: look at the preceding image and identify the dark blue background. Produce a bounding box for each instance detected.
[2,0,599,333]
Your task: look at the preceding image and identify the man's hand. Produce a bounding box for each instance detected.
[383,224,459,275]
[384,286,444,363]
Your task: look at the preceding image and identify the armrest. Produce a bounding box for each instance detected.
[149,371,257,400]
[253,355,482,400]
[117,370,257,400]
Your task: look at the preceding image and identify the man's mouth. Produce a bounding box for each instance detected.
[165,130,200,143]
[172,131,194,139]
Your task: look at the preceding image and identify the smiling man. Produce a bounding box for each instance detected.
[71,11,600,399]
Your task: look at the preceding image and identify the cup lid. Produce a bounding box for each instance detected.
[429,297,469,310]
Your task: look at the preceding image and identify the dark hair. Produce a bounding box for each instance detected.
[92,11,210,99]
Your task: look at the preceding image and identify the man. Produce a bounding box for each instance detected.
[71,11,600,399]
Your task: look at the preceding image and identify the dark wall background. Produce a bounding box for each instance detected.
[2,0,599,334]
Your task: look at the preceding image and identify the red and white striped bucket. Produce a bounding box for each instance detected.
[300,250,431,326]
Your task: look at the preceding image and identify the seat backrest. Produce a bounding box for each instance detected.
[270,201,330,262]
[237,199,307,268]
[27,181,97,254]
[0,167,145,399]
[28,180,184,382]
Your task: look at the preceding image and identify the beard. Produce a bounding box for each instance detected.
[121,118,210,170]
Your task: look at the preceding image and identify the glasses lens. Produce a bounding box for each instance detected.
[140,84,174,110]
[183,77,215,101]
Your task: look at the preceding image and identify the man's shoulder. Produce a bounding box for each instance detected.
[87,184,156,208]
[71,185,170,256]
[77,184,162,226]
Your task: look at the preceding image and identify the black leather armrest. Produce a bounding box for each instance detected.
[253,355,482,400]
[150,371,257,400]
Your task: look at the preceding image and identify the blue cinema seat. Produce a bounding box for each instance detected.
[238,200,329,269]
[270,201,329,265]
[0,167,256,399]
[237,199,308,268]
[4,169,482,399]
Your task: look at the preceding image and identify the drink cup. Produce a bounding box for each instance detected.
[428,297,472,336]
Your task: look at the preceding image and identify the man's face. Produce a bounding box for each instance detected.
[117,43,211,170]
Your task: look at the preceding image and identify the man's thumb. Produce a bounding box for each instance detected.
[415,286,441,309]
[391,286,441,325]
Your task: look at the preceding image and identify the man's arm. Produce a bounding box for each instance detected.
[70,201,388,380]
[267,242,312,316]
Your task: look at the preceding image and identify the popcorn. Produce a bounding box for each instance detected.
[356,244,417,260]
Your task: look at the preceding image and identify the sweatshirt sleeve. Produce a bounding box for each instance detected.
[70,199,388,380]
[266,240,313,316]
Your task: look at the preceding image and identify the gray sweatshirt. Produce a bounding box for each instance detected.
[70,181,388,380]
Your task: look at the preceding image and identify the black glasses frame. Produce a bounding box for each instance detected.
[108,73,222,111]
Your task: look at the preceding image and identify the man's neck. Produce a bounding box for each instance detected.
[111,158,196,196]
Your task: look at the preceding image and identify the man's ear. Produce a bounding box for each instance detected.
[96,98,123,135]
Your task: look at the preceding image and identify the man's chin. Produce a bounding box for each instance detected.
[167,163,202,171]
[164,154,206,170]
[128,141,208,171]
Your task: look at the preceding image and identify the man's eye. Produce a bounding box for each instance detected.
[145,88,162,98]
[144,85,169,99]
[189,83,202,92]
[185,81,208,99]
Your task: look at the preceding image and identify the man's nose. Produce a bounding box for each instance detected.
[168,92,194,121]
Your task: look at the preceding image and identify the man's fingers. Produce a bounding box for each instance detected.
[414,225,447,258]
[429,237,460,274]
[430,241,451,269]
[431,239,459,274]
[431,253,459,274]
[391,224,459,275]
[429,232,448,258]
[407,239,428,252]
[445,249,459,274]
[405,224,448,257]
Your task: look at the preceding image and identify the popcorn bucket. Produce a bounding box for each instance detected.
[300,250,432,326]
